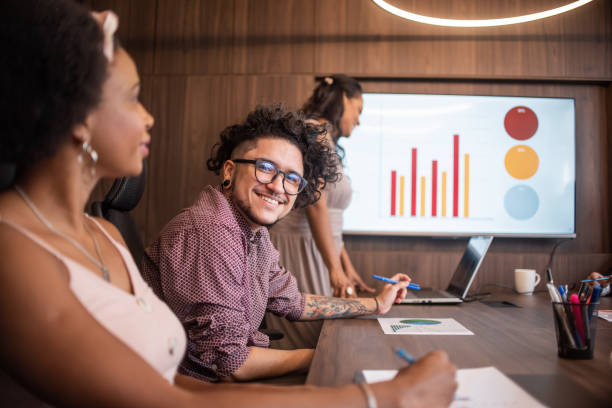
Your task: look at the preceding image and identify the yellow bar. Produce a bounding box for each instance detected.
[464,154,470,218]
[420,176,426,217]
[442,172,447,217]
[399,176,405,216]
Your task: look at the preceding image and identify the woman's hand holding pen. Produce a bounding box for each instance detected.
[372,351,457,408]
[585,272,610,288]
[375,273,411,314]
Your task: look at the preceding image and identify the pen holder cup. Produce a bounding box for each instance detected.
[552,301,599,359]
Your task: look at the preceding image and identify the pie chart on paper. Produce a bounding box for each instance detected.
[400,319,441,325]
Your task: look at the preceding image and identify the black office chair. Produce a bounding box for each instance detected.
[0,162,16,191]
[91,163,147,266]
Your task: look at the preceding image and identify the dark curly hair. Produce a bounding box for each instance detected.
[302,74,362,157]
[0,0,111,181]
[207,105,341,208]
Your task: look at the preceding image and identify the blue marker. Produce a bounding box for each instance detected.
[395,348,415,364]
[588,284,602,322]
[373,275,420,290]
[558,285,568,302]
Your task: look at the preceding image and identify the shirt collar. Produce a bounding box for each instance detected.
[217,185,261,243]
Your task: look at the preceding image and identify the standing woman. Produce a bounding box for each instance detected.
[266,75,375,349]
[0,1,458,407]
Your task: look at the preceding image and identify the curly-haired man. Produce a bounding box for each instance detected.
[142,105,413,382]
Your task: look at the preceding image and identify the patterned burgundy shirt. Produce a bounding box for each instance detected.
[141,185,305,382]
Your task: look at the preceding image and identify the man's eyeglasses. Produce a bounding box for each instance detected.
[232,158,307,195]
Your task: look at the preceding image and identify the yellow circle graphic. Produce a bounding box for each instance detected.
[505,145,539,180]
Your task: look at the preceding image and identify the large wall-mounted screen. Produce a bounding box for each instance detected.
[341,93,575,237]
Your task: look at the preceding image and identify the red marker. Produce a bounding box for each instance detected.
[570,294,585,344]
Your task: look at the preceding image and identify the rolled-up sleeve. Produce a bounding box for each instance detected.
[266,261,305,321]
[156,221,251,380]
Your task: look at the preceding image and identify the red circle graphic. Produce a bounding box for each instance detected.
[504,106,538,140]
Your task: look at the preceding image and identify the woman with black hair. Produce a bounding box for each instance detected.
[266,75,375,349]
[0,1,456,406]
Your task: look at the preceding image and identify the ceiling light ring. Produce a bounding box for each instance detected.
[371,0,594,27]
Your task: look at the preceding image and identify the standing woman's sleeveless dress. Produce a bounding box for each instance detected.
[265,152,352,350]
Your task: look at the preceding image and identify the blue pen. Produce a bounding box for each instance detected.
[580,276,611,283]
[373,275,420,290]
[395,348,415,364]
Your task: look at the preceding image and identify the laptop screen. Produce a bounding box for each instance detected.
[446,236,493,298]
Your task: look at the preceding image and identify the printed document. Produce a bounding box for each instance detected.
[377,317,473,335]
[357,366,546,408]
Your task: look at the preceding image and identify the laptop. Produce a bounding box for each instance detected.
[400,236,494,304]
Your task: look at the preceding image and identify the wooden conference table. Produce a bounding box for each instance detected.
[306,290,612,407]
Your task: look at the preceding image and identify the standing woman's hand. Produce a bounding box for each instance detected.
[329,267,355,298]
[340,246,375,295]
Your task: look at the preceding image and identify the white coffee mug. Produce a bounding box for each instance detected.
[514,269,541,294]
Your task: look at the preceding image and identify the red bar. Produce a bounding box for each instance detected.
[432,160,438,217]
[453,134,459,217]
[391,170,397,216]
[411,148,417,216]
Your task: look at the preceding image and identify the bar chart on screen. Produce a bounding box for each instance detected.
[387,134,477,220]
[341,93,575,237]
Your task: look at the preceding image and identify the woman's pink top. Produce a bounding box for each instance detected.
[1,215,187,385]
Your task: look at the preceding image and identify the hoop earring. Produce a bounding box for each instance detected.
[222,179,231,189]
[77,141,99,177]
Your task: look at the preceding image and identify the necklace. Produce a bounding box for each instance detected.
[14,185,111,282]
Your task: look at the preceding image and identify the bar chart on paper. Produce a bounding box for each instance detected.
[341,93,575,236]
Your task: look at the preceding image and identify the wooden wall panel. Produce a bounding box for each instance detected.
[608,84,612,250]
[86,0,157,74]
[141,74,314,245]
[314,0,612,80]
[239,0,316,74]
[351,250,612,294]
[128,75,155,243]
[140,76,187,244]
[80,0,612,286]
[143,0,612,78]
[154,0,237,74]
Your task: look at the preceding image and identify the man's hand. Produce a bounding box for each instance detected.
[375,273,411,314]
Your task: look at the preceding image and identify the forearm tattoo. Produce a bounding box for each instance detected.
[302,294,372,320]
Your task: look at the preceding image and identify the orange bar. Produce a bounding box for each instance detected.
[464,154,470,218]
[399,176,405,216]
[420,176,426,217]
[442,172,447,217]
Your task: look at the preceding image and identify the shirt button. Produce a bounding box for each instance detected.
[211,364,218,372]
[168,337,177,356]
[136,297,151,312]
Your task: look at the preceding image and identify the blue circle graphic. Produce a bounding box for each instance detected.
[504,185,539,220]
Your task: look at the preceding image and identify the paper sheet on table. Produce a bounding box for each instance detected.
[598,309,612,322]
[358,367,546,408]
[377,317,473,335]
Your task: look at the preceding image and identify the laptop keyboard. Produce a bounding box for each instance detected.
[408,289,455,299]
